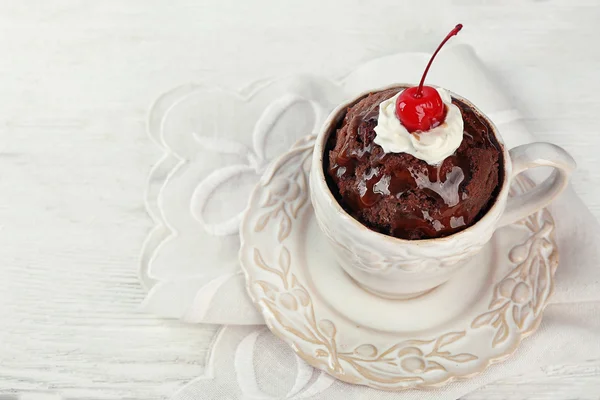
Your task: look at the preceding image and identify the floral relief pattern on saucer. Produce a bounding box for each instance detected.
[239,135,558,390]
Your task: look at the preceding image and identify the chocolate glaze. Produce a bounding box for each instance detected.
[325,87,503,240]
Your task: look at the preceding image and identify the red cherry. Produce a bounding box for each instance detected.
[396,86,446,133]
[396,24,463,133]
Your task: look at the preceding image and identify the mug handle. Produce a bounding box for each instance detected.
[498,142,576,228]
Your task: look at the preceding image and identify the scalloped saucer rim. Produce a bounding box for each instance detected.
[239,135,558,390]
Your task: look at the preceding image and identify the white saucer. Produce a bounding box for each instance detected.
[239,135,558,390]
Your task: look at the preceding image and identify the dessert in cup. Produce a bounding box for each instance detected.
[309,25,575,299]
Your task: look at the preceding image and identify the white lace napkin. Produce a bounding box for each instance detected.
[141,45,600,399]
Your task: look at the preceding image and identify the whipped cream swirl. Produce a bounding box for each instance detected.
[373,87,463,165]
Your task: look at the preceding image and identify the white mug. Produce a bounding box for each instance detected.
[309,85,576,299]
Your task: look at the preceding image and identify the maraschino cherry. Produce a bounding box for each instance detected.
[396,24,463,133]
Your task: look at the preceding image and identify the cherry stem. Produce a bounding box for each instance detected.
[416,24,463,97]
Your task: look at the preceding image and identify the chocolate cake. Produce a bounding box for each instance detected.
[326,87,503,240]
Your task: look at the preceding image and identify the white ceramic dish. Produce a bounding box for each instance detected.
[310,84,574,299]
[240,135,558,390]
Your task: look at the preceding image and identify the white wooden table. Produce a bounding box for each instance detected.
[1,1,599,398]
